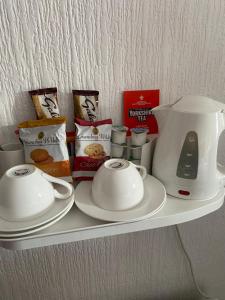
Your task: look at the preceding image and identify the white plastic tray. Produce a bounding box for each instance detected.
[0,188,224,250]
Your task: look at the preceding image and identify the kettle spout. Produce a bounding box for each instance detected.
[152,104,170,132]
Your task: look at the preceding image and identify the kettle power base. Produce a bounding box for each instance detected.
[0,188,224,251]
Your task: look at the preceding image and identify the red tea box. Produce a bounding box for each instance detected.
[123,90,160,134]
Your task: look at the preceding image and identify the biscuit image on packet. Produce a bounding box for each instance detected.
[84,143,106,159]
[30,149,54,164]
[73,118,112,180]
[18,117,72,182]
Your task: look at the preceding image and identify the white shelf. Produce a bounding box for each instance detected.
[0,188,224,250]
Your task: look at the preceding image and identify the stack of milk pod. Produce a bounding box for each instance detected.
[111,126,149,163]
[111,126,128,158]
[131,128,148,164]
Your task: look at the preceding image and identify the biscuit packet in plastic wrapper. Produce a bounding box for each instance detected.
[73,90,99,122]
[18,117,72,182]
[73,118,112,180]
[29,87,60,119]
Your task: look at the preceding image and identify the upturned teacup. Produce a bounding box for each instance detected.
[92,158,146,211]
[0,164,73,221]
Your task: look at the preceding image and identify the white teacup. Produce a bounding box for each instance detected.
[0,164,73,221]
[92,159,147,211]
[0,143,25,177]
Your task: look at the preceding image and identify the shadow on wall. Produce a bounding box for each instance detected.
[0,90,36,131]
[0,125,20,144]
[0,91,35,144]
[58,90,74,130]
[12,90,36,124]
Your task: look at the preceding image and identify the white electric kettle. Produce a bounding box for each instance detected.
[152,95,225,200]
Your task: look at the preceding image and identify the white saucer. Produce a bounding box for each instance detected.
[75,175,166,222]
[0,185,74,232]
[0,199,74,238]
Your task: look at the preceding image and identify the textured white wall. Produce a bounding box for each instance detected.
[1,0,225,299]
[1,0,225,130]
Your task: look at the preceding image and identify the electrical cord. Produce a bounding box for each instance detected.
[175,225,219,300]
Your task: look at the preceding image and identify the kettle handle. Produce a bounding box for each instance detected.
[217,111,225,185]
[217,163,225,185]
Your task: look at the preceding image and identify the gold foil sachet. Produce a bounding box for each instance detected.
[73,90,99,122]
[29,87,60,119]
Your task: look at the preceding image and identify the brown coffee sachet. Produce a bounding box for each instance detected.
[72,90,99,122]
[29,87,60,119]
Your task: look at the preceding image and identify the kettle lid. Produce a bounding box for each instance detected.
[172,95,225,113]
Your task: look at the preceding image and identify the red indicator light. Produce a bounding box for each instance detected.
[178,190,190,196]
